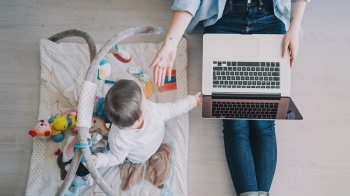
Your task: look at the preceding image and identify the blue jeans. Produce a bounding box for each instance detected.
[204,0,286,194]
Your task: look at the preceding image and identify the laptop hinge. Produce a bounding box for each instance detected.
[212,93,281,100]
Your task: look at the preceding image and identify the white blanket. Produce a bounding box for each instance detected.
[25,38,189,196]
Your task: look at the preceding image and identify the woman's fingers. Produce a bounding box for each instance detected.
[149,54,161,68]
[166,67,172,81]
[282,39,289,58]
[161,68,167,86]
[157,67,164,87]
[154,66,159,84]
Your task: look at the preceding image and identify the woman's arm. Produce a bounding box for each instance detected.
[149,11,193,86]
[282,1,307,67]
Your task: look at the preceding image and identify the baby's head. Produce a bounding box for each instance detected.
[104,80,146,129]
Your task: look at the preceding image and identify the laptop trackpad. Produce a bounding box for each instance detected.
[232,38,259,57]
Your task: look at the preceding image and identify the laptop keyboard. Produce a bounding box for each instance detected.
[212,61,280,89]
[212,101,278,119]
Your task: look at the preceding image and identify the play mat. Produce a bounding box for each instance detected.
[25,27,190,196]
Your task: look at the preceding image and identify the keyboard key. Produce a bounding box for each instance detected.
[227,62,231,66]
[276,62,280,67]
[272,72,279,76]
[213,81,219,84]
[238,62,260,66]
[218,62,222,66]
[213,67,222,70]
[222,61,226,64]
[224,67,227,71]
[273,77,280,81]
[213,61,217,64]
[228,67,232,71]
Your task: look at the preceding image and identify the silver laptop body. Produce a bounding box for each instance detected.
[202,34,302,120]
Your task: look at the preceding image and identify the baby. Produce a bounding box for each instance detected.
[92,79,201,167]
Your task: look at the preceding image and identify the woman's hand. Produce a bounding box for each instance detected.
[282,29,299,67]
[194,92,202,106]
[149,44,177,87]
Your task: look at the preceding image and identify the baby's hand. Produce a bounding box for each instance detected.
[194,92,202,106]
[91,154,98,165]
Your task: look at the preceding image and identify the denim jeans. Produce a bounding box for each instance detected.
[204,0,286,195]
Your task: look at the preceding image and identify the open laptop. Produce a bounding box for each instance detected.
[202,34,302,120]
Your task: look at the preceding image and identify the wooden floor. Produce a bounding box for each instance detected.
[1,0,349,195]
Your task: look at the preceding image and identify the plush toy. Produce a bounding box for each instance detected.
[28,119,51,139]
[48,111,78,142]
[49,116,68,142]
[67,111,78,132]
[64,176,87,196]
[110,44,132,63]
[90,128,108,154]
[56,153,92,196]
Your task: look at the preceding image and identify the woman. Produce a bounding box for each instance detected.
[149,0,308,195]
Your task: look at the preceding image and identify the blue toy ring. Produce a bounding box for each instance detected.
[74,141,92,149]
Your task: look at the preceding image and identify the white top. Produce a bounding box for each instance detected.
[95,95,197,168]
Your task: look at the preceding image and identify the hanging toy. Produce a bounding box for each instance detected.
[128,67,149,84]
[110,44,132,63]
[97,59,112,81]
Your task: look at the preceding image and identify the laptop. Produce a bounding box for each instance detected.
[202,34,302,120]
